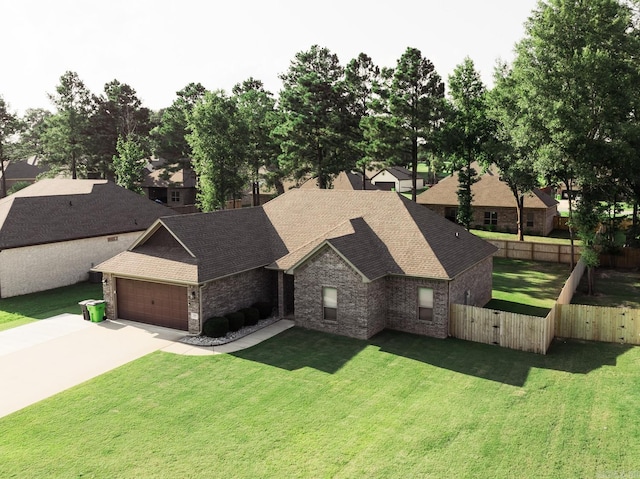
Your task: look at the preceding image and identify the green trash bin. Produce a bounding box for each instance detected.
[86,300,106,323]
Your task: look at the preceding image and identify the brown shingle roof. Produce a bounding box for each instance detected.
[299,171,378,191]
[97,189,498,283]
[417,165,558,209]
[0,179,176,249]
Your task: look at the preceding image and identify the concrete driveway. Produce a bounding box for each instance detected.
[0,314,193,418]
[0,314,295,419]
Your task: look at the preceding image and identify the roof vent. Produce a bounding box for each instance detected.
[455,232,459,238]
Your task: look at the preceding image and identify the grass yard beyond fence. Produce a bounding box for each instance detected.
[0,282,103,331]
[0,328,638,478]
[487,258,570,317]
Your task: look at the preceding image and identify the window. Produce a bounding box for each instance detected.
[418,287,433,321]
[323,287,337,321]
[526,212,534,228]
[171,190,181,203]
[483,211,498,226]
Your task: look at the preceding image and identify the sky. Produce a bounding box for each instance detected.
[1,0,540,115]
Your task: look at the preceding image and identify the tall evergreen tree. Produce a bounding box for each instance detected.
[442,57,489,228]
[42,71,94,179]
[387,47,445,201]
[276,45,352,188]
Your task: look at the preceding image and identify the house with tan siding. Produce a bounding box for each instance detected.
[95,190,497,340]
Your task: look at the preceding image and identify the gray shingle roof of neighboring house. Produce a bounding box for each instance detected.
[0,179,177,250]
[96,189,498,285]
[417,164,558,209]
[370,166,413,181]
[0,157,49,181]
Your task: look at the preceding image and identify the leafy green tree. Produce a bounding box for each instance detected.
[276,45,353,188]
[187,90,248,211]
[88,80,152,179]
[113,135,146,193]
[151,82,206,162]
[486,63,539,240]
[232,78,282,205]
[0,97,23,197]
[511,0,636,267]
[42,71,95,179]
[442,57,488,228]
[387,47,445,201]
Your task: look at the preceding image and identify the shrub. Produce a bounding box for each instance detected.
[240,307,260,326]
[251,301,273,319]
[203,316,229,338]
[225,312,245,332]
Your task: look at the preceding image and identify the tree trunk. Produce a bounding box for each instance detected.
[566,178,575,271]
[362,164,367,190]
[411,137,418,202]
[516,194,525,241]
[0,155,6,198]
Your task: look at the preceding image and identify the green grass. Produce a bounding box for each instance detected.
[1,328,638,478]
[487,258,570,316]
[573,268,640,308]
[0,282,103,331]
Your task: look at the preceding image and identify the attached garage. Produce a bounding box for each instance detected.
[116,278,188,330]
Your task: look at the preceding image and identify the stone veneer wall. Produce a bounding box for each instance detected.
[448,256,494,308]
[385,276,449,339]
[199,268,276,330]
[294,247,387,340]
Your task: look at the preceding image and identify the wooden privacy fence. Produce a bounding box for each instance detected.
[449,304,554,354]
[488,239,581,265]
[556,304,640,345]
[450,258,587,355]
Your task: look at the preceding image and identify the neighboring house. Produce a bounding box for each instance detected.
[369,166,424,192]
[417,166,558,236]
[0,157,50,195]
[141,160,197,212]
[95,190,497,340]
[0,179,176,298]
[299,171,379,191]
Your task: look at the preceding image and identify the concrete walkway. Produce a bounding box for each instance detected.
[0,314,294,418]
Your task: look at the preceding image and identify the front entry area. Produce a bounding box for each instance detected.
[116,278,188,330]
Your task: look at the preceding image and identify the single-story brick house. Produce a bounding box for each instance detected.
[0,179,175,298]
[95,190,497,340]
[369,166,424,192]
[417,165,558,236]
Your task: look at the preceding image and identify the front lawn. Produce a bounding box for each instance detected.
[0,282,103,331]
[487,258,570,316]
[1,328,638,478]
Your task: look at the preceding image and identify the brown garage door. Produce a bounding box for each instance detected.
[116,278,188,330]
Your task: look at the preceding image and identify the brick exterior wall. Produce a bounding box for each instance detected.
[199,268,277,330]
[386,276,449,339]
[0,231,141,298]
[423,204,557,236]
[294,247,387,340]
[448,256,493,308]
